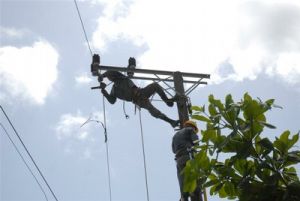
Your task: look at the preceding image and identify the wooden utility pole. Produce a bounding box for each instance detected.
[91,55,210,128]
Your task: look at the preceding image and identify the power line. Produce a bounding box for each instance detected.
[138,110,150,201]
[0,106,59,201]
[73,0,93,56]
[0,123,49,201]
[102,96,112,201]
[80,99,112,201]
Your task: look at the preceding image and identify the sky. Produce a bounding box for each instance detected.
[1,0,300,201]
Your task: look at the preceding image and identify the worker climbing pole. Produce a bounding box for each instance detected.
[90,54,210,128]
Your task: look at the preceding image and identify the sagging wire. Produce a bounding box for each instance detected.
[79,99,112,201]
[80,114,107,143]
[0,122,49,201]
[0,106,59,201]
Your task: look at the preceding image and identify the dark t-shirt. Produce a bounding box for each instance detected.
[172,127,199,155]
[110,78,136,101]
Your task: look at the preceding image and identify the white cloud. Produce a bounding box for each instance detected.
[0,40,59,104]
[276,52,300,83]
[0,26,27,38]
[90,0,300,84]
[75,73,93,84]
[55,111,106,159]
[55,111,104,140]
[55,112,87,140]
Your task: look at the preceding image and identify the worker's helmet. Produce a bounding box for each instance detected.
[184,120,199,133]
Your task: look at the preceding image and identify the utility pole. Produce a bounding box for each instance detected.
[174,71,189,124]
[91,54,210,128]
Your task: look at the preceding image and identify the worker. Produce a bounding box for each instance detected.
[172,120,202,201]
[99,70,179,128]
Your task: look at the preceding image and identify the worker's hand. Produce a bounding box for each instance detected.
[100,82,107,89]
[98,75,104,82]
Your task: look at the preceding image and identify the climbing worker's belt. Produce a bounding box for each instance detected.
[132,87,148,105]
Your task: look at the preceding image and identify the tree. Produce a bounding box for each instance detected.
[183,93,300,201]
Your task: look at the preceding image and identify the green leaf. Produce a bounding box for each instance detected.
[219,185,227,198]
[208,104,218,116]
[192,114,211,123]
[258,138,274,152]
[286,151,300,165]
[225,94,234,109]
[208,94,215,103]
[214,182,224,192]
[265,99,275,106]
[234,159,246,175]
[208,95,225,112]
[224,181,235,197]
[204,179,219,188]
[274,131,298,153]
[183,179,197,193]
[258,121,276,129]
[244,93,252,102]
[202,129,217,143]
[289,133,299,149]
[280,130,290,142]
[191,105,204,112]
[242,94,268,125]
[214,99,225,112]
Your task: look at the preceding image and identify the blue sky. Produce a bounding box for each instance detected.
[1,0,300,201]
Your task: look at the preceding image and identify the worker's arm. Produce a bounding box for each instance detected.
[189,128,199,146]
[100,82,117,104]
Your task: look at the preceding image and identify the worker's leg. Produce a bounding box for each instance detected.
[177,156,190,201]
[138,100,179,127]
[140,83,174,107]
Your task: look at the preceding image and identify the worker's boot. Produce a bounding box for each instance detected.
[160,94,174,107]
[163,94,182,107]
[166,118,180,128]
[164,98,174,107]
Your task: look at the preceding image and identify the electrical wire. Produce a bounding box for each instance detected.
[0,106,59,201]
[74,0,93,56]
[0,122,49,201]
[79,105,111,201]
[73,0,113,199]
[138,110,150,201]
[102,96,112,201]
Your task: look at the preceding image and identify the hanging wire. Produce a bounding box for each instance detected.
[73,1,112,198]
[80,114,107,143]
[0,123,49,201]
[138,109,150,201]
[123,101,130,119]
[102,96,112,201]
[0,106,59,201]
[73,0,93,56]
[79,103,111,201]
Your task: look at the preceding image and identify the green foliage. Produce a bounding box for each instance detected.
[184,93,300,201]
